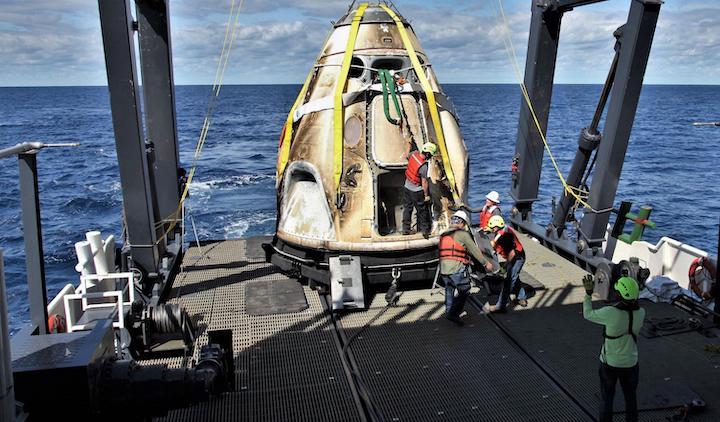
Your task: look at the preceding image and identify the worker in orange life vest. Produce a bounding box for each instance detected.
[439,210,494,325]
[402,142,436,237]
[484,215,527,313]
[479,190,501,232]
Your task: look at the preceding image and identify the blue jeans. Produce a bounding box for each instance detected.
[496,257,526,310]
[443,269,471,318]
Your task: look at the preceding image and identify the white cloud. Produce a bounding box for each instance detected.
[0,0,718,86]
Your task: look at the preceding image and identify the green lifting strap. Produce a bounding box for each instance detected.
[379,69,402,126]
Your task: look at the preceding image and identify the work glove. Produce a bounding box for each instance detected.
[582,274,595,296]
[424,195,431,203]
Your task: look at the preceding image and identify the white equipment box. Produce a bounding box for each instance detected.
[329,255,365,310]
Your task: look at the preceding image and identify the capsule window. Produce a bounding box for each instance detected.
[372,58,404,71]
[344,115,362,147]
[348,56,364,79]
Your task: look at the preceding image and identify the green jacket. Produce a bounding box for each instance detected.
[439,229,487,275]
[583,294,646,368]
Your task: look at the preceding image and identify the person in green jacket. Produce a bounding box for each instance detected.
[583,274,646,422]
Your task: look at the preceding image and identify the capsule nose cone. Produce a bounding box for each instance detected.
[335,3,409,28]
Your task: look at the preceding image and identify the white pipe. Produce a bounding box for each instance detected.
[0,250,17,422]
[86,231,108,276]
[74,240,96,278]
[103,234,116,272]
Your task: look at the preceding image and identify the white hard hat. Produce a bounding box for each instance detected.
[486,191,500,204]
[452,210,470,225]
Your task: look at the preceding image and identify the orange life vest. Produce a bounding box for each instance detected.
[439,232,470,264]
[479,204,499,229]
[493,227,523,259]
[405,151,426,186]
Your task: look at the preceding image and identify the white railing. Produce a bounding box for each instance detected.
[64,291,124,332]
[610,236,710,289]
[62,272,135,333]
[78,272,135,309]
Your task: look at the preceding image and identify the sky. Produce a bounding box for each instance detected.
[0,0,718,86]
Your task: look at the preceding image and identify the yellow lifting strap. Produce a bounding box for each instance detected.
[333,3,369,192]
[379,4,460,202]
[277,65,316,185]
[276,14,339,185]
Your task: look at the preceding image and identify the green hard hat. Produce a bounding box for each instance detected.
[615,276,639,301]
[421,142,438,156]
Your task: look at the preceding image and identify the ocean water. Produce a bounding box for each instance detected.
[0,84,718,333]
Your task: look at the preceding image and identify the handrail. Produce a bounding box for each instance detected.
[0,142,79,160]
[1,141,79,334]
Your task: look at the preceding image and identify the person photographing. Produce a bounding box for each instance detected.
[582,274,646,422]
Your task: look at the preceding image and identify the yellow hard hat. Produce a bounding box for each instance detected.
[421,142,437,156]
[487,215,505,230]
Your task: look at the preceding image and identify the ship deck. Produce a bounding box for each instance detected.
[143,234,720,421]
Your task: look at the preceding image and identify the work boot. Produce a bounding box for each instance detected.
[445,314,465,326]
[401,229,412,235]
[482,302,506,314]
[517,299,528,307]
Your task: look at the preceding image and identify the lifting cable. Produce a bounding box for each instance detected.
[155,0,246,245]
[495,0,613,215]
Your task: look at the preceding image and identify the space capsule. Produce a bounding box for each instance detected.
[265,2,469,288]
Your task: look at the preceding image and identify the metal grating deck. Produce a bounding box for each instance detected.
[337,290,589,421]
[491,299,720,421]
[147,240,362,422]
[489,234,720,421]
[140,236,720,421]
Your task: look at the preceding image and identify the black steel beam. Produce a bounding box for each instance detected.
[510,1,563,218]
[98,0,162,277]
[136,0,181,240]
[579,0,662,246]
[18,153,48,335]
[547,0,608,13]
[551,51,618,236]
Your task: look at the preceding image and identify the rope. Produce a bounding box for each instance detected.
[495,0,614,215]
[154,0,247,244]
[152,303,197,345]
[189,212,204,256]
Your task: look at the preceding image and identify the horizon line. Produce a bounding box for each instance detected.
[2,82,719,89]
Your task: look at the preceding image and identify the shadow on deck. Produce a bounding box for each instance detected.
[142,237,720,422]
